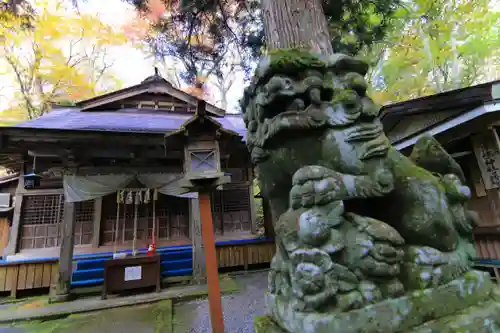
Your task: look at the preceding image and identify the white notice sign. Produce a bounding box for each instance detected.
[124,266,142,281]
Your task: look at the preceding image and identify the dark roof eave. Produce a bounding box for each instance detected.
[380,79,499,120]
[0,126,170,136]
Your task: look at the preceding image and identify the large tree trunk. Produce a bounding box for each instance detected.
[261,0,334,55]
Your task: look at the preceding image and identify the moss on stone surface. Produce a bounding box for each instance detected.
[388,148,443,191]
[267,48,326,75]
[266,271,496,333]
[407,301,500,333]
[10,300,174,333]
[254,316,286,333]
[491,285,500,302]
[409,135,465,182]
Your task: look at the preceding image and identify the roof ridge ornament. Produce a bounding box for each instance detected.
[141,66,168,84]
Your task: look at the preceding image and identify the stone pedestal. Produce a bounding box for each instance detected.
[256,271,500,333]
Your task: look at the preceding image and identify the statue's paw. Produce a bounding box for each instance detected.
[342,213,404,279]
[401,242,475,290]
[404,245,455,266]
[292,165,334,186]
[346,213,405,246]
[290,166,345,208]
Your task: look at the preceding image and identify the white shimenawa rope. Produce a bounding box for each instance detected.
[132,191,139,256]
[152,189,157,245]
[113,191,121,255]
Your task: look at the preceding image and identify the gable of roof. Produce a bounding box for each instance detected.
[76,71,226,117]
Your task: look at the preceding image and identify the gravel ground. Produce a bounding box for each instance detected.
[173,270,269,333]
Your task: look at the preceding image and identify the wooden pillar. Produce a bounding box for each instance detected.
[5,168,25,257]
[199,191,224,333]
[190,196,206,283]
[92,197,102,248]
[51,201,76,303]
[248,168,257,234]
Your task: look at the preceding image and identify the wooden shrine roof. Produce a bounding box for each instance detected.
[9,107,246,140]
[380,79,500,131]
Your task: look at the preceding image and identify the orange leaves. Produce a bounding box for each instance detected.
[121,0,216,51]
[182,76,205,99]
[182,85,204,99]
[122,16,151,42]
[122,0,172,41]
[146,0,170,23]
[181,75,216,101]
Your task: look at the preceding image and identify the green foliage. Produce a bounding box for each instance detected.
[369,0,500,104]
[127,0,401,86]
[325,0,402,55]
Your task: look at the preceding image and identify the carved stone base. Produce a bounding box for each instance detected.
[259,271,500,333]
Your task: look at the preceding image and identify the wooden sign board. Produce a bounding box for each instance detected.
[472,131,500,190]
[101,254,161,300]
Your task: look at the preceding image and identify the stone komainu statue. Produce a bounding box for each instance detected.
[241,49,500,333]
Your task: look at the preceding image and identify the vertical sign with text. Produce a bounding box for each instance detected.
[472,131,500,190]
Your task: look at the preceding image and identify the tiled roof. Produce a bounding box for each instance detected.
[13,108,247,140]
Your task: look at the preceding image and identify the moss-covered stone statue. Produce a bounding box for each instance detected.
[241,49,500,333]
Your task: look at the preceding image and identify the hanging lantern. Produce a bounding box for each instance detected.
[24,156,43,189]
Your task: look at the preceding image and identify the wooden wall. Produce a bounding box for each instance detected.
[0,260,58,297]
[216,241,275,269]
[0,240,274,296]
[0,217,9,253]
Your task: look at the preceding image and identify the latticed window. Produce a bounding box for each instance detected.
[211,188,251,234]
[20,195,64,249]
[189,150,217,171]
[20,195,94,250]
[75,200,94,245]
